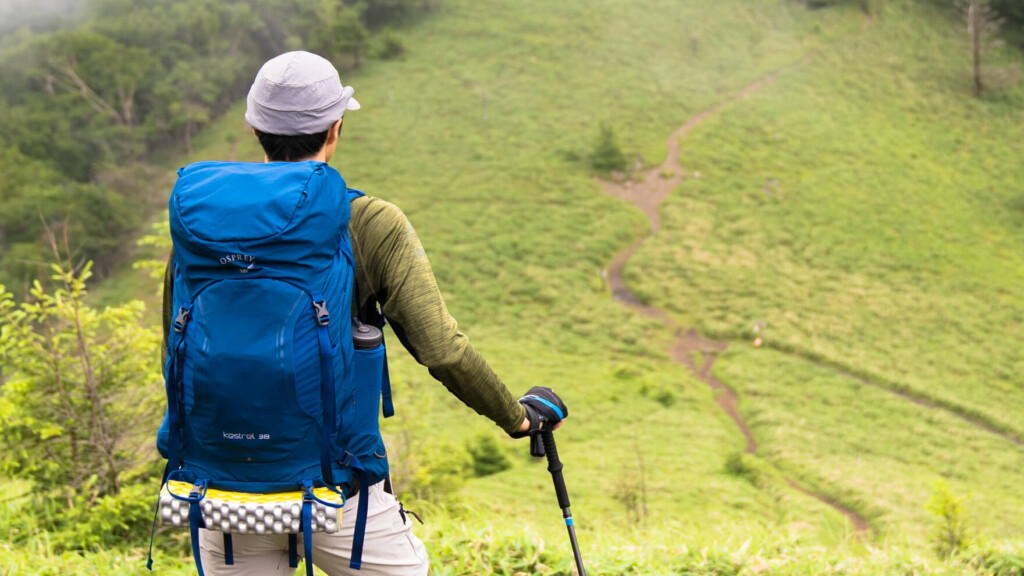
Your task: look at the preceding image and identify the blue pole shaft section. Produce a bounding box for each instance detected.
[563,510,585,576]
[538,431,587,576]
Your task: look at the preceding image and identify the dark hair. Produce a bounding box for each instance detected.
[255,127,331,162]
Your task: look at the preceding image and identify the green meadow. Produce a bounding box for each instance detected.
[628,0,1024,553]
[4,0,1024,574]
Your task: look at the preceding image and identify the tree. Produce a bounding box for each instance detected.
[590,124,628,174]
[307,1,370,68]
[960,0,1007,96]
[0,0,426,292]
[466,434,511,477]
[37,31,158,157]
[925,480,972,559]
[154,59,230,155]
[0,143,139,287]
[0,257,161,503]
[362,0,432,29]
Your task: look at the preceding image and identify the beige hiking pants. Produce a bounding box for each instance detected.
[197,481,429,576]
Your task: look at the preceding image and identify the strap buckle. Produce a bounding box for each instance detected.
[301,481,316,505]
[313,300,331,326]
[173,307,191,333]
[188,479,207,501]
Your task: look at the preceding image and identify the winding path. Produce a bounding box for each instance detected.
[599,71,873,534]
[597,7,1024,540]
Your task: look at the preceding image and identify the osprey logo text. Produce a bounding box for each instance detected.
[219,253,258,274]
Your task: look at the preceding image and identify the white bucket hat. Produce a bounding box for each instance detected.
[244,51,360,135]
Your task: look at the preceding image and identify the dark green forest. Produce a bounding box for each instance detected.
[0,0,425,292]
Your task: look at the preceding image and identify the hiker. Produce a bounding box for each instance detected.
[156,51,568,576]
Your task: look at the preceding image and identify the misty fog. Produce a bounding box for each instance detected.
[0,0,84,36]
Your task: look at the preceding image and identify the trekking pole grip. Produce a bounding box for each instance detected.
[530,430,546,458]
[540,430,571,510]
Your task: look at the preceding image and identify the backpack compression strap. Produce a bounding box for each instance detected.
[223,534,234,566]
[188,482,208,576]
[289,535,299,568]
[162,306,191,482]
[149,307,190,572]
[381,350,394,418]
[346,186,395,421]
[342,452,370,570]
[301,480,315,576]
[313,295,336,485]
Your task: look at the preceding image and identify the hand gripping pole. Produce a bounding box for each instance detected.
[531,430,586,576]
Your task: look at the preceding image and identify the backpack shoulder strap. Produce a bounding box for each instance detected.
[346,187,367,320]
[343,188,394,419]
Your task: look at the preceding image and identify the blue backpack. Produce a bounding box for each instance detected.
[155,161,393,574]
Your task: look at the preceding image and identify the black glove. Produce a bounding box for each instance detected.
[512,386,568,438]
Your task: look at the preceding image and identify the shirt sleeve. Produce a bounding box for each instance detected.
[349,196,526,435]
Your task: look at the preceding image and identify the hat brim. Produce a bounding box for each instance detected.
[246,91,360,135]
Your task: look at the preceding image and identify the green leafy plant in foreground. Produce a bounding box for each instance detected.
[966,543,1024,576]
[421,521,1024,576]
[0,259,162,548]
[926,479,973,560]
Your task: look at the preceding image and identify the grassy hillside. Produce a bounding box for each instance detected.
[628,0,1024,547]
[167,0,867,537]
[334,0,866,547]
[5,0,1024,574]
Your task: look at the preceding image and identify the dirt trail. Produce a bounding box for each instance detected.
[600,73,873,534]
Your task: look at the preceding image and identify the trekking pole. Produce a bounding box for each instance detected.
[530,430,587,576]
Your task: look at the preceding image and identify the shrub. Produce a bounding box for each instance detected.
[925,480,972,559]
[0,258,162,550]
[466,434,512,477]
[385,427,472,502]
[590,124,627,173]
[43,480,159,550]
[966,543,1024,576]
[373,29,406,60]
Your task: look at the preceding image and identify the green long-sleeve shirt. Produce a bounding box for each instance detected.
[162,194,526,435]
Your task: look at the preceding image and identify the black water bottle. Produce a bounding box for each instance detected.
[352,319,383,350]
